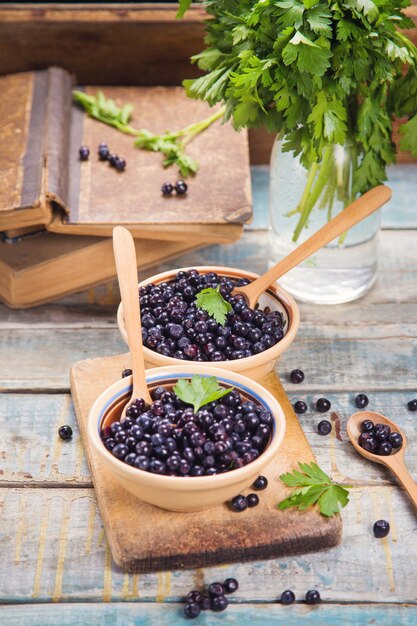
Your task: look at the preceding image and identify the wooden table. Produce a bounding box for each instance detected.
[1,164,416,625]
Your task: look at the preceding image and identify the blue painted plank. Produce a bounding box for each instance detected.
[249,164,417,230]
[1,603,416,626]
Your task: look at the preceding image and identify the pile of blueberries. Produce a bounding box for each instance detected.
[184,578,238,618]
[79,142,126,171]
[100,385,273,477]
[139,269,285,362]
[358,419,403,456]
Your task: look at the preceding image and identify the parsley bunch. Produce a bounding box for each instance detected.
[179,0,417,237]
[73,90,225,176]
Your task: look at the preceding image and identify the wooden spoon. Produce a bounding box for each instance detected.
[233,185,392,307]
[113,226,153,418]
[347,410,417,509]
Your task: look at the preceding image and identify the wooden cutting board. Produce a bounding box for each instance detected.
[70,353,342,573]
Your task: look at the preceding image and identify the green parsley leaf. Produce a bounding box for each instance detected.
[277,462,351,517]
[399,113,417,157]
[195,285,233,326]
[173,375,233,413]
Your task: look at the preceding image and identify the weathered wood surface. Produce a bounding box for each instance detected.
[1,604,417,626]
[0,484,415,602]
[1,165,416,621]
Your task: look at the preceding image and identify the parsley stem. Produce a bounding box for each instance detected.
[180,107,226,146]
[291,162,318,242]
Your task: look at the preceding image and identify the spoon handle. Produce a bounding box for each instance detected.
[389,456,417,510]
[113,227,152,404]
[241,185,391,305]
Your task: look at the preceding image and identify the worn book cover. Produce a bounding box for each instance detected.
[0,67,251,243]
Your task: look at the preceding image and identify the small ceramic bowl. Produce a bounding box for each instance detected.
[117,266,300,380]
[88,364,286,512]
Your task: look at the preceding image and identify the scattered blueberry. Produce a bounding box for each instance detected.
[373,519,390,538]
[290,369,305,384]
[231,494,248,512]
[316,398,331,413]
[161,182,174,196]
[253,475,268,490]
[246,493,259,508]
[211,595,228,612]
[407,399,417,412]
[187,590,203,604]
[208,582,224,597]
[58,425,73,440]
[175,179,188,195]
[224,578,238,593]
[294,401,307,414]
[79,146,89,161]
[122,368,132,378]
[108,153,118,167]
[115,157,126,171]
[317,420,332,436]
[184,602,201,619]
[280,589,295,605]
[200,596,211,610]
[305,589,321,604]
[355,393,369,409]
[98,143,109,160]
[138,269,285,362]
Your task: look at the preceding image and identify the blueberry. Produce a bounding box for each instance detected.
[316,398,331,413]
[358,433,378,453]
[200,595,211,610]
[98,144,109,160]
[161,182,174,196]
[122,368,132,378]
[115,157,126,171]
[246,493,259,507]
[374,423,391,442]
[294,401,307,414]
[361,420,374,433]
[377,441,392,456]
[184,602,200,618]
[79,145,89,161]
[108,153,118,167]
[186,590,203,604]
[305,590,320,604]
[58,425,73,440]
[407,399,417,412]
[230,495,248,512]
[175,180,188,195]
[373,519,390,538]
[253,475,268,490]
[317,420,332,436]
[388,432,403,449]
[112,443,129,459]
[290,369,305,384]
[280,590,295,605]
[224,578,238,594]
[355,393,369,409]
[211,595,228,612]
[208,582,225,597]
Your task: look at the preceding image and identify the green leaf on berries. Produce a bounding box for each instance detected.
[173,375,233,413]
[195,285,233,326]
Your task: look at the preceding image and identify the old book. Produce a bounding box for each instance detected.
[0,68,251,243]
[0,232,201,308]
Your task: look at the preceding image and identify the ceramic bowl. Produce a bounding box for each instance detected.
[88,364,286,512]
[117,266,300,380]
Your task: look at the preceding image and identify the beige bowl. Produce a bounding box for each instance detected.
[117,266,300,380]
[88,364,286,512]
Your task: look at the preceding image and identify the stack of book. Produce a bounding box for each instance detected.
[0,67,252,307]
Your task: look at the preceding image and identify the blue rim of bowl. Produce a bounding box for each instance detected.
[97,372,276,435]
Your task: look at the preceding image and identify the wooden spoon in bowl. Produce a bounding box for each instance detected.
[113,226,153,418]
[347,410,417,509]
[233,185,392,307]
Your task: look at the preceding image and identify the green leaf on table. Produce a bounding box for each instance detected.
[195,285,233,325]
[173,376,233,413]
[277,462,351,517]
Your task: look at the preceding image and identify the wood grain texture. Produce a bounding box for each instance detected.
[0,484,414,602]
[70,353,341,573]
[1,604,417,626]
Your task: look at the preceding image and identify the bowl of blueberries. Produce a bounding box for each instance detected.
[88,364,286,512]
[117,266,300,380]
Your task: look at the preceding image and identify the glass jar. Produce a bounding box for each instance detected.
[269,138,381,304]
